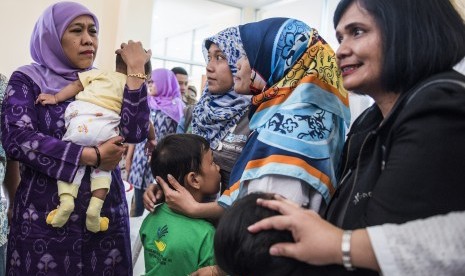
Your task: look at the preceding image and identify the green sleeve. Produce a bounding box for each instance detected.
[198,226,216,268]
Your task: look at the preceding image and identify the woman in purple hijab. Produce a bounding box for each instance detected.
[0,2,151,275]
[127,68,184,217]
[147,69,185,123]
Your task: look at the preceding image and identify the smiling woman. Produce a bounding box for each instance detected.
[335,4,384,97]
[323,0,465,273]
[245,0,465,275]
[334,2,398,117]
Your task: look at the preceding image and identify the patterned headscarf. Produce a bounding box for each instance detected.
[148,69,185,123]
[242,18,350,125]
[221,18,350,206]
[17,1,99,94]
[191,27,251,150]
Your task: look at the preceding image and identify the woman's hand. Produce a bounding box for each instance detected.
[80,137,126,169]
[115,40,152,89]
[124,144,135,180]
[97,136,127,171]
[143,183,164,212]
[116,40,152,70]
[155,174,199,217]
[145,138,156,162]
[247,195,343,266]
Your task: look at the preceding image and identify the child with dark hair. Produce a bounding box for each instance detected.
[214,192,322,276]
[36,54,152,233]
[139,133,220,275]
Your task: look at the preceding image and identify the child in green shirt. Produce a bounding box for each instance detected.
[139,134,221,275]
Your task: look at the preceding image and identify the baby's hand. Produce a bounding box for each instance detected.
[145,139,156,157]
[36,93,57,105]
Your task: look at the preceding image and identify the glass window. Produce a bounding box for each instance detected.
[151,0,241,98]
[191,65,208,98]
[151,59,165,70]
[165,31,193,61]
[165,61,189,73]
[193,26,210,63]
[152,40,165,57]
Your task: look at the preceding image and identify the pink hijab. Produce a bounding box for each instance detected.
[148,69,185,123]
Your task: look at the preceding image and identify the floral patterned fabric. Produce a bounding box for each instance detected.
[191,26,251,150]
[1,72,149,275]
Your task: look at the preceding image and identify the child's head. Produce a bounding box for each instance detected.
[214,192,317,276]
[150,134,221,200]
[115,53,152,77]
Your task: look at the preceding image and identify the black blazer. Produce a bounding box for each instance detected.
[326,70,465,230]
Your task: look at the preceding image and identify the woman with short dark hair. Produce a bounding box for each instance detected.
[327,0,465,230]
[249,0,465,275]
[333,0,465,94]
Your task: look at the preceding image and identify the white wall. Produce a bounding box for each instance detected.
[0,0,153,77]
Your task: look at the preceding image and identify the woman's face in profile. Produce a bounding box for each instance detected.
[148,80,157,96]
[61,15,98,69]
[205,43,234,94]
[335,2,384,95]
[234,55,252,95]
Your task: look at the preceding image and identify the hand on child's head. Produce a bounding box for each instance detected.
[142,182,164,212]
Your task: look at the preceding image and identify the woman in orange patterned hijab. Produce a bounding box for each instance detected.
[219,18,350,212]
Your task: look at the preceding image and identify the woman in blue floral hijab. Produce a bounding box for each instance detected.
[191,26,252,187]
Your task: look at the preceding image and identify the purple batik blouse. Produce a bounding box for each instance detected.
[1,71,149,275]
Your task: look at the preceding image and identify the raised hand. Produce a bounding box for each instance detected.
[143,183,164,212]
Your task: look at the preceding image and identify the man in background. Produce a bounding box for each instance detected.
[171,67,189,103]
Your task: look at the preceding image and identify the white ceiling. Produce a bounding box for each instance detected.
[206,0,284,8]
[152,0,242,41]
[152,0,305,43]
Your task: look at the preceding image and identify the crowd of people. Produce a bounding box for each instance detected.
[0,0,464,275]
